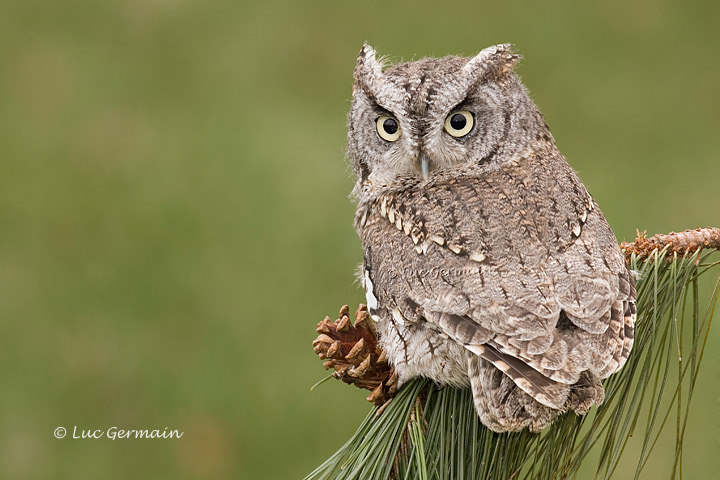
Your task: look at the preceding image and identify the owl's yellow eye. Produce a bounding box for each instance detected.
[444,110,474,138]
[376,116,401,142]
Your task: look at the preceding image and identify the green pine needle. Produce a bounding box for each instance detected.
[307,248,719,480]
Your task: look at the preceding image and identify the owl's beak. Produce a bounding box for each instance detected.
[420,154,430,180]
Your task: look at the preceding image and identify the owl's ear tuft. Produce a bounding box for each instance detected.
[463,43,522,81]
[353,43,383,94]
[357,43,375,62]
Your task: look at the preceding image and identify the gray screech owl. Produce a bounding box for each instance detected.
[348,43,636,432]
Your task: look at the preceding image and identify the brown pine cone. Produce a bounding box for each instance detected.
[312,304,397,405]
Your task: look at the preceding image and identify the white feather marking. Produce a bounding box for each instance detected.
[494,360,510,372]
[448,244,463,254]
[380,196,388,217]
[465,344,486,356]
[360,210,368,227]
[430,235,445,246]
[410,228,420,244]
[391,308,404,326]
[515,378,535,392]
[469,251,486,263]
[572,224,582,237]
[363,270,378,312]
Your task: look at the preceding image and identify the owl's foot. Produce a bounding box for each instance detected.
[313,304,398,406]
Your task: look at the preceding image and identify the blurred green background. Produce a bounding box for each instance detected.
[0,0,718,478]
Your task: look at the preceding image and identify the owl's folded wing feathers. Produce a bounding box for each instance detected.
[361,156,635,407]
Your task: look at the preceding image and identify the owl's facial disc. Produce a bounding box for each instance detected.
[349,43,530,188]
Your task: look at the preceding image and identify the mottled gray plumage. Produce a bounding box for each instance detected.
[348,44,635,432]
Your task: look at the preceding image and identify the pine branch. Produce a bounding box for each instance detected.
[308,227,720,480]
[620,227,720,261]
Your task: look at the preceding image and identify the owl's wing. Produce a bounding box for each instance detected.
[361,156,635,408]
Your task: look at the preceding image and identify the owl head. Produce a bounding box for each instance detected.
[347,44,555,198]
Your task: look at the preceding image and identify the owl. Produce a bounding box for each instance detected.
[348,44,636,432]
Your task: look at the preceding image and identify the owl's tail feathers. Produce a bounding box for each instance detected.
[466,343,569,410]
[468,355,561,432]
[466,348,606,432]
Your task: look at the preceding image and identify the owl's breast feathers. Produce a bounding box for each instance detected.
[358,155,635,409]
